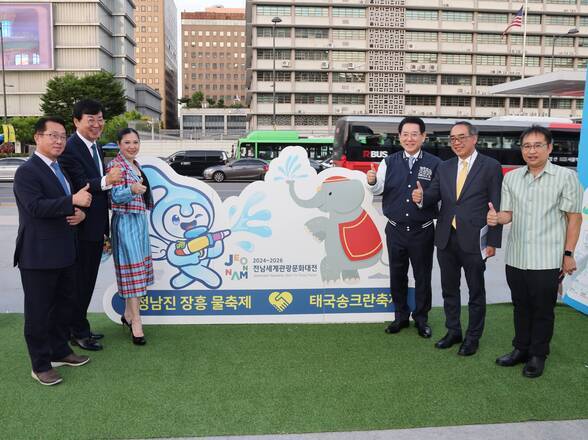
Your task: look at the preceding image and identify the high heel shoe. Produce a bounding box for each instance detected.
[130,327,146,346]
[121,316,131,328]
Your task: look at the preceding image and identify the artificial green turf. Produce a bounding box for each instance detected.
[1,304,587,440]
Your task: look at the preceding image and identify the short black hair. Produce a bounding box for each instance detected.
[520,125,553,145]
[452,121,478,136]
[117,127,140,142]
[34,116,66,135]
[73,99,104,120]
[398,116,426,134]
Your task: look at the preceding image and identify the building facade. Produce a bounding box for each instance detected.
[181,7,247,106]
[1,0,136,117]
[246,0,588,131]
[134,0,178,128]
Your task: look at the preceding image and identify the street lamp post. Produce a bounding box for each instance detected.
[547,27,579,117]
[271,16,282,129]
[0,22,8,124]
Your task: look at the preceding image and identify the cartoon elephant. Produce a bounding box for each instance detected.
[288,175,383,283]
[142,165,227,289]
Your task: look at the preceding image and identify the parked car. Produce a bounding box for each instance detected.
[0,157,27,181]
[203,158,269,182]
[166,150,228,177]
[309,158,333,172]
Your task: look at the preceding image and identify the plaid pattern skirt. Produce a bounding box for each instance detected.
[111,212,154,299]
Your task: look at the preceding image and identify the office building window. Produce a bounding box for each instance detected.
[295,94,329,104]
[544,36,575,47]
[332,8,365,18]
[407,52,438,63]
[441,32,471,43]
[476,55,506,65]
[441,75,471,85]
[332,51,365,62]
[257,93,291,103]
[442,11,474,22]
[441,96,471,107]
[510,56,540,67]
[295,50,329,60]
[257,49,291,60]
[511,35,541,46]
[408,31,438,42]
[257,27,291,38]
[441,54,472,64]
[257,71,291,81]
[405,95,436,106]
[546,15,576,26]
[477,34,503,45]
[550,99,572,109]
[333,29,366,40]
[406,10,438,21]
[296,28,329,38]
[477,97,505,107]
[545,57,574,68]
[295,7,328,17]
[295,71,328,82]
[332,72,365,82]
[406,74,437,84]
[478,13,508,23]
[332,94,365,104]
[257,6,291,16]
[526,15,542,24]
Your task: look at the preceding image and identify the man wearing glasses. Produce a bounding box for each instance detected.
[367,117,441,338]
[14,117,93,385]
[488,125,582,378]
[59,99,122,351]
[412,121,503,356]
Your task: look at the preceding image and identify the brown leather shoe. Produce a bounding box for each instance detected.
[51,353,91,368]
[31,368,63,386]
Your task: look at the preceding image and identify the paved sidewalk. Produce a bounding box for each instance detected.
[154,420,588,440]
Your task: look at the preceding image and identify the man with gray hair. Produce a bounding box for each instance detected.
[412,121,503,356]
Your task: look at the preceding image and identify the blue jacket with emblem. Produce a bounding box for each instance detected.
[382,150,441,224]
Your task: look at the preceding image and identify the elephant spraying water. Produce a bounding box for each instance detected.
[288,175,383,283]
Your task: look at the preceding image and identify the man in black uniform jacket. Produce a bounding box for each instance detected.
[367,117,441,338]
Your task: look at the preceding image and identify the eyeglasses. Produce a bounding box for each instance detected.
[521,143,548,151]
[85,117,104,126]
[449,135,474,144]
[40,132,67,142]
[400,132,423,139]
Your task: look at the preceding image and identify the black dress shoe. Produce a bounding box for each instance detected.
[71,337,103,351]
[90,332,104,340]
[434,332,463,349]
[384,320,410,334]
[458,340,479,356]
[415,322,432,338]
[522,356,545,378]
[496,349,528,367]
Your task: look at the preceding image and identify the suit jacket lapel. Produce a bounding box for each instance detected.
[447,158,458,202]
[75,133,101,176]
[459,153,483,200]
[31,155,69,196]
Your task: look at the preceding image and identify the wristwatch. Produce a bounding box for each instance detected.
[564,250,574,257]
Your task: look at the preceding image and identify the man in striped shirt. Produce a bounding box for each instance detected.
[487,125,582,378]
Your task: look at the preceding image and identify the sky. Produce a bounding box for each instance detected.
[174,0,245,12]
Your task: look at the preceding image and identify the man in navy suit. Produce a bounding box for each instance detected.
[14,116,93,385]
[59,100,122,351]
[413,121,503,356]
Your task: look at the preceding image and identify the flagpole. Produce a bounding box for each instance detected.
[518,0,529,114]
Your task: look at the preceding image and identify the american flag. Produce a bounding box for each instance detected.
[502,6,525,36]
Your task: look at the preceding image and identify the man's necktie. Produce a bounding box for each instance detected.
[408,156,415,170]
[90,143,102,174]
[452,160,469,229]
[51,162,71,195]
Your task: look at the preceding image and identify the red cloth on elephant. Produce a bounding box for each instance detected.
[338,210,382,261]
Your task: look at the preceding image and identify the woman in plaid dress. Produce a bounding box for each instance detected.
[107,128,153,345]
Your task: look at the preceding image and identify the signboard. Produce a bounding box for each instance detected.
[103,147,412,324]
[563,70,588,315]
[0,3,53,70]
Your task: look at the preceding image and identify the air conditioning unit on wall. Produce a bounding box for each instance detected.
[281,60,291,68]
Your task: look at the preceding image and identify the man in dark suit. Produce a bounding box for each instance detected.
[412,121,503,356]
[59,99,122,351]
[14,116,93,385]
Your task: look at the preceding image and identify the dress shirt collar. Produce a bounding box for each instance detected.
[458,149,478,170]
[34,151,56,168]
[524,159,556,178]
[403,150,422,160]
[76,131,98,150]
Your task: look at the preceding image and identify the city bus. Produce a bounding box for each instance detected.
[333,116,580,173]
[237,130,333,161]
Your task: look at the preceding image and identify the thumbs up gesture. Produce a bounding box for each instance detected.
[487,202,498,226]
[366,163,377,185]
[106,165,123,185]
[73,183,92,207]
[412,180,423,204]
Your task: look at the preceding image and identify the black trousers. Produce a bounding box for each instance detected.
[70,239,103,339]
[437,228,487,341]
[385,222,434,324]
[20,266,75,373]
[505,265,559,358]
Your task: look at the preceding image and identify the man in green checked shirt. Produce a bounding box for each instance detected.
[487,125,583,379]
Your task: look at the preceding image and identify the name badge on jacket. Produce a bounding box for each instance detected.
[417,166,432,181]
